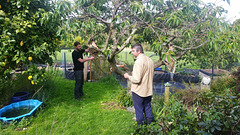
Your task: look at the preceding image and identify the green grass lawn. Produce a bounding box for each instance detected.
[1,75,135,135]
[55,49,74,64]
[117,51,159,65]
[55,49,160,66]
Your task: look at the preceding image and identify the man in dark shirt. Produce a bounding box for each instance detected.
[72,41,94,100]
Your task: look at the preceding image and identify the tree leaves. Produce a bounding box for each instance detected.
[0,0,62,78]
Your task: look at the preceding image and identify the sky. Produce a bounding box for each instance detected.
[201,0,240,23]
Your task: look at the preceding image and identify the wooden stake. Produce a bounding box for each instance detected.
[90,59,92,81]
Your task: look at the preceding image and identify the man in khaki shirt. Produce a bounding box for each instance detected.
[124,43,154,125]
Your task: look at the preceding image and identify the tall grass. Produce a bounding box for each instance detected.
[0,73,38,107]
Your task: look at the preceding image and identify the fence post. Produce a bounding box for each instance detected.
[212,64,214,80]
[64,52,67,78]
[90,60,92,81]
[125,52,127,62]
[127,79,132,94]
[84,56,88,81]
[164,82,171,104]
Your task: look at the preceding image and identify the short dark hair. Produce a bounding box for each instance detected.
[74,41,80,47]
[131,43,144,53]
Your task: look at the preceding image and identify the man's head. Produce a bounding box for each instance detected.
[74,41,81,51]
[131,43,143,58]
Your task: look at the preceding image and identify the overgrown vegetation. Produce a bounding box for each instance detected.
[0,72,135,134]
[210,75,237,95]
[0,73,35,107]
[133,67,240,134]
[116,89,133,108]
[0,69,57,107]
[1,67,240,134]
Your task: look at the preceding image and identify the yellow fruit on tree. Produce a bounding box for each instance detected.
[31,81,34,85]
[7,0,9,3]
[28,75,33,80]
[1,62,5,66]
[20,41,23,46]
[6,35,9,38]
[28,57,32,61]
[0,5,2,9]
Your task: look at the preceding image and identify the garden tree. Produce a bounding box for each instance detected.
[178,17,240,70]
[194,22,240,70]
[233,18,240,26]
[0,0,70,84]
[62,0,238,76]
[142,0,239,72]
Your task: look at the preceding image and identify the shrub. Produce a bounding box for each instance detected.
[133,123,163,135]
[0,69,58,131]
[197,93,240,134]
[178,70,193,76]
[210,75,237,94]
[232,66,240,98]
[0,68,59,106]
[32,69,59,102]
[134,87,240,134]
[17,117,31,129]
[99,75,133,107]
[138,95,200,134]
[98,75,120,85]
[173,83,205,107]
[116,89,133,107]
[0,73,36,106]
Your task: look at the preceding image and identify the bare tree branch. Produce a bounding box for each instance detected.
[117,26,138,55]
[175,39,209,59]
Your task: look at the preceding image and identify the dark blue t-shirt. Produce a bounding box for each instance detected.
[72,49,85,71]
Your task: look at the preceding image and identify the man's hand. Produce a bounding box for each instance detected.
[85,48,90,52]
[124,73,129,79]
[88,56,94,60]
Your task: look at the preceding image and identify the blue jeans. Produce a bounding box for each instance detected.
[74,70,84,99]
[132,92,154,125]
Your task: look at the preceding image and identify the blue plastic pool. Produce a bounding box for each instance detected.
[0,99,43,123]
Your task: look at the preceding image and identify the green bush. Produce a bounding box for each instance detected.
[134,86,240,134]
[173,83,205,107]
[0,69,58,131]
[178,70,193,76]
[98,75,120,85]
[32,69,58,102]
[210,75,237,94]
[133,123,163,135]
[0,68,58,105]
[0,73,36,106]
[136,95,200,134]
[116,89,133,108]
[99,75,133,108]
[16,117,31,129]
[197,92,240,134]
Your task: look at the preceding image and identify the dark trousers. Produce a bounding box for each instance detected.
[74,70,84,99]
[132,92,154,125]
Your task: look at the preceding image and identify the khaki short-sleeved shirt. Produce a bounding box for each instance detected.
[129,54,154,97]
